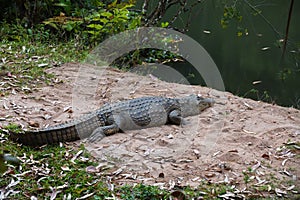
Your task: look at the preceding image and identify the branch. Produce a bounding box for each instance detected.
[280,0,294,67]
[169,0,187,26]
[243,0,281,37]
[141,0,150,24]
[142,0,202,30]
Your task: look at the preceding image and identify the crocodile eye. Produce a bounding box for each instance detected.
[196,96,204,101]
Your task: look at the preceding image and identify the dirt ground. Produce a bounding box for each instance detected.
[1,63,299,194]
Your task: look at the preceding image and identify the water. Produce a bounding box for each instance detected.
[142,0,300,108]
[184,0,300,108]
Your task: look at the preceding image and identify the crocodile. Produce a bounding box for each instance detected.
[9,94,214,147]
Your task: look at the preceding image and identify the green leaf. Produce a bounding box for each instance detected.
[27,29,33,35]
[100,18,109,24]
[161,22,169,28]
[101,12,113,18]
[43,21,59,30]
[54,3,68,7]
[64,23,74,31]
[87,24,103,30]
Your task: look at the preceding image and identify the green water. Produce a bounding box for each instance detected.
[184,0,300,107]
[144,1,300,108]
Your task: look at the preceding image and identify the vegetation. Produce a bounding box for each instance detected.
[0,0,299,199]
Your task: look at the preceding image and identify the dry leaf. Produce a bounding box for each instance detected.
[38,63,48,68]
[86,166,98,173]
[252,81,262,85]
[261,153,270,160]
[282,158,289,166]
[261,47,270,51]
[28,121,39,128]
[275,188,287,196]
[75,192,94,200]
[243,102,253,110]
[61,166,70,171]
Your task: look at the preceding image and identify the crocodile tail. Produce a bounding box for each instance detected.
[9,125,80,147]
[9,112,103,147]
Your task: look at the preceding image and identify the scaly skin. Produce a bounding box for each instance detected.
[9,94,214,146]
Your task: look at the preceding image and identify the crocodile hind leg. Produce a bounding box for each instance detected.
[88,124,120,143]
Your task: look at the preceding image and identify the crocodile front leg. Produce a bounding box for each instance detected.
[88,123,120,143]
[168,109,183,125]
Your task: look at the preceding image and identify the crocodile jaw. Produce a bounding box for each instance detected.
[179,94,214,117]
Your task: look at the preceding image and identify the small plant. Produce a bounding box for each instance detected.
[3,123,23,134]
[42,1,141,44]
[221,4,243,29]
[285,141,300,152]
[243,89,274,104]
[242,167,254,185]
[0,25,89,96]
[278,68,292,81]
[220,1,250,37]
[243,171,250,184]
[118,184,167,200]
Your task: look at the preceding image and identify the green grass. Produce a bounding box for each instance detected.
[4,125,297,199]
[0,37,89,97]
[2,123,23,133]
[0,131,246,199]
[0,138,111,198]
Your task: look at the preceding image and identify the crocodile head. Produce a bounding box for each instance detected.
[196,95,215,111]
[179,94,214,117]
